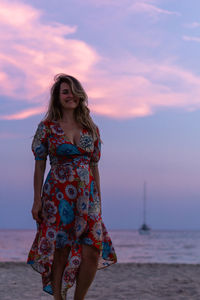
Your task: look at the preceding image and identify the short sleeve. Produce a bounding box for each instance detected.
[32,121,49,161]
[90,126,101,167]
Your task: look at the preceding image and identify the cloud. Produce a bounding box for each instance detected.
[83,0,180,17]
[0,0,100,103]
[130,2,180,17]
[0,0,200,121]
[85,57,200,119]
[82,0,131,6]
[184,22,200,29]
[0,106,46,120]
[183,35,200,43]
[83,0,121,5]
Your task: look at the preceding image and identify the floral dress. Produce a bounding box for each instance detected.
[27,120,117,299]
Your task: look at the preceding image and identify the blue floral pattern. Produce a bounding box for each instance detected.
[59,200,75,225]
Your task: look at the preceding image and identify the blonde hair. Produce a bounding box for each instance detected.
[44,73,100,140]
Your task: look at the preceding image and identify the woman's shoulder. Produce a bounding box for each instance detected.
[35,119,55,136]
[39,119,55,127]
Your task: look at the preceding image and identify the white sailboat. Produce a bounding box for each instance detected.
[139,181,151,234]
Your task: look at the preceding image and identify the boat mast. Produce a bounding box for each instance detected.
[143,181,147,224]
[139,181,150,233]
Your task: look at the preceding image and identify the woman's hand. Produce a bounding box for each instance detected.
[31,199,43,223]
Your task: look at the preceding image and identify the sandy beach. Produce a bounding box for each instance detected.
[1,262,200,299]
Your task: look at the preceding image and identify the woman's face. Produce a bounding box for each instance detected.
[59,82,80,110]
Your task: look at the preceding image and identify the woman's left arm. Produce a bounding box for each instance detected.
[91,165,102,214]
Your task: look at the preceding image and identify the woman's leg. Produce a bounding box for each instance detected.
[74,244,100,300]
[51,246,71,300]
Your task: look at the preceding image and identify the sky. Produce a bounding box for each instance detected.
[1,0,200,230]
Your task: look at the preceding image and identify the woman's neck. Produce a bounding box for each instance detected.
[60,109,76,124]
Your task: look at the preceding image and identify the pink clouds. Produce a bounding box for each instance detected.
[84,0,122,5]
[130,0,180,16]
[183,22,200,45]
[85,55,200,118]
[0,0,99,103]
[84,0,180,17]
[130,2,180,16]
[0,0,40,27]
[1,106,46,120]
[0,0,200,121]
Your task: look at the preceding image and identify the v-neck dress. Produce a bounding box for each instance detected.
[27,120,117,299]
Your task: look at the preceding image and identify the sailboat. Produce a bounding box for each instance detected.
[139,181,151,234]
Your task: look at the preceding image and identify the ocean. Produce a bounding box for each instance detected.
[0,229,200,264]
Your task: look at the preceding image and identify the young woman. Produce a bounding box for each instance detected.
[27,74,117,300]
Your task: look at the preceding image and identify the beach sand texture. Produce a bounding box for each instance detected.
[1,262,200,299]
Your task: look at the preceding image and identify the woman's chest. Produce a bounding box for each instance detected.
[47,124,94,156]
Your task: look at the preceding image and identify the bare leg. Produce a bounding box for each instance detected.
[74,244,100,300]
[51,246,71,300]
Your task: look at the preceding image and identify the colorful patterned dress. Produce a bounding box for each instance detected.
[27,120,117,299]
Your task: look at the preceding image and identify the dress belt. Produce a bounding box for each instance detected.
[51,160,90,168]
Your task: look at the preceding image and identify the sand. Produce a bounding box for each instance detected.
[1,262,200,300]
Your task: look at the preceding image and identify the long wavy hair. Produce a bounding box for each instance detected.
[44,73,100,140]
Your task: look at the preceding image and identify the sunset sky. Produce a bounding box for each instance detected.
[1,0,200,230]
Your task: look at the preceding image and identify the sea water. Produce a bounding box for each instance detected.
[0,229,200,264]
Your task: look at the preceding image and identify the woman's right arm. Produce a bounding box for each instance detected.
[31,160,46,223]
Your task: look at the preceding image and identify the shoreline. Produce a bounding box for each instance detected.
[1,261,200,266]
[1,261,200,265]
[1,262,200,299]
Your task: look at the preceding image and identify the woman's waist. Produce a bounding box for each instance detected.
[50,156,90,168]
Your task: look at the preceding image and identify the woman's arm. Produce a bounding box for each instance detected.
[90,165,102,215]
[31,160,46,223]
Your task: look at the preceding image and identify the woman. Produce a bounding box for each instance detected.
[27,74,117,300]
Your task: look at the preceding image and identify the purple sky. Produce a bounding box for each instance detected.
[1,0,200,230]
